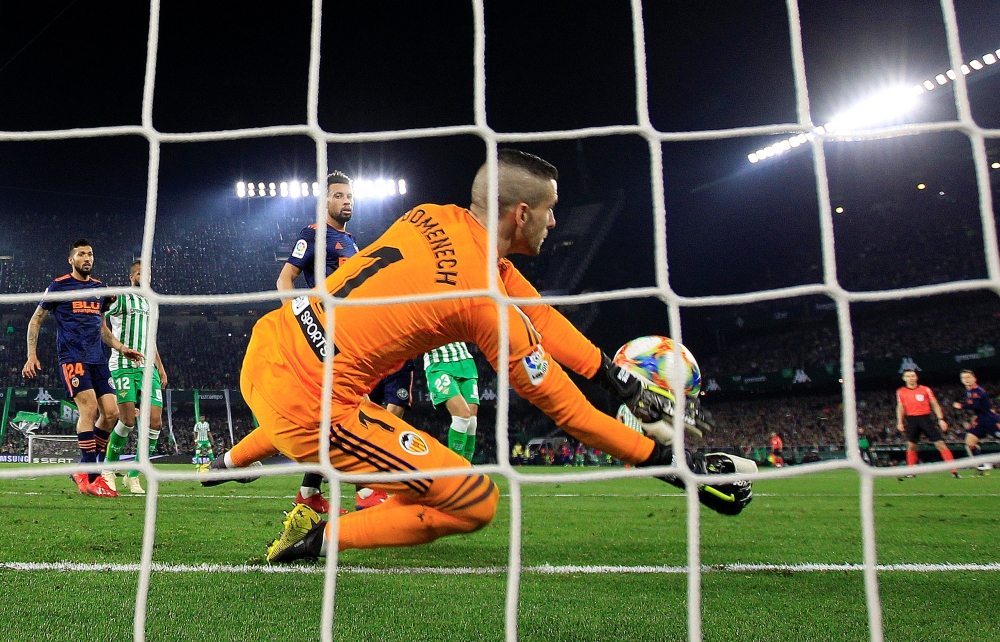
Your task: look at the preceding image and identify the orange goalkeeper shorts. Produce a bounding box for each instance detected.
[244,380,478,501]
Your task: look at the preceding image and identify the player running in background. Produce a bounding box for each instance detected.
[208,149,754,563]
[193,415,215,468]
[896,369,959,478]
[952,369,1000,473]
[424,342,480,461]
[22,239,143,497]
[102,260,168,495]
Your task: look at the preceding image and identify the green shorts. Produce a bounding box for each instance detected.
[196,440,212,451]
[425,359,479,407]
[111,368,163,408]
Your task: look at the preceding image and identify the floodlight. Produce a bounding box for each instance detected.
[236,182,246,198]
[248,184,256,197]
[301,182,309,196]
[312,182,320,197]
[280,182,288,197]
[985,53,997,65]
[992,162,1000,169]
[835,206,844,214]
[996,48,1000,58]
[290,181,301,198]
[398,179,407,195]
[387,179,396,195]
[935,74,947,85]
[269,182,276,190]
[917,183,926,190]
[939,191,945,196]
[970,59,984,70]
[748,153,759,163]
[961,65,970,75]
[923,80,935,90]
[913,84,925,95]
[269,187,276,197]
[946,69,957,80]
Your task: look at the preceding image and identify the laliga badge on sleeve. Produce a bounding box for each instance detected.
[522,346,549,386]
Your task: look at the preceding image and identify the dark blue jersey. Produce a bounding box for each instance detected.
[285,224,359,288]
[960,385,1000,422]
[40,274,110,365]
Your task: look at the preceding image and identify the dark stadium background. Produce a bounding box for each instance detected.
[0,0,998,464]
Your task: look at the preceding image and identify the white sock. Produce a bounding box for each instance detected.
[149,429,160,441]
[224,451,237,468]
[300,486,320,498]
[467,416,477,437]
[450,415,471,434]
[319,531,329,557]
[114,420,133,438]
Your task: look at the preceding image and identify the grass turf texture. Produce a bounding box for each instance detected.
[0,464,997,641]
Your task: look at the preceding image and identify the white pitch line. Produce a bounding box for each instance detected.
[1,561,998,576]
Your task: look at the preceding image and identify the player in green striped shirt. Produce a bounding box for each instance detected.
[424,342,480,461]
[102,261,168,494]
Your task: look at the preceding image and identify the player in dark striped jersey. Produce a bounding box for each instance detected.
[952,369,1000,472]
[23,239,143,497]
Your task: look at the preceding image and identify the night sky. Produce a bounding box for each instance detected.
[0,0,998,350]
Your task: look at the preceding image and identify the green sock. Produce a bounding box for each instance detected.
[448,428,468,457]
[463,434,476,462]
[106,421,132,463]
[128,432,159,478]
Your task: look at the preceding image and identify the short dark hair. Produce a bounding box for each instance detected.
[327,170,352,187]
[69,238,91,256]
[902,369,917,375]
[498,149,558,181]
[960,369,975,376]
[130,260,142,270]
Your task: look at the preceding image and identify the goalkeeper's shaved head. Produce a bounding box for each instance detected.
[471,149,558,213]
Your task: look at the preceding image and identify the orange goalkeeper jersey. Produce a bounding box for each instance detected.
[242,203,654,463]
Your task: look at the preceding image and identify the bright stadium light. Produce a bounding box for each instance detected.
[280,182,288,197]
[917,183,926,190]
[992,162,1000,169]
[300,182,308,196]
[398,179,407,195]
[290,181,301,198]
[236,182,246,198]
[248,183,256,197]
[835,206,844,213]
[748,45,1000,165]
[312,182,320,197]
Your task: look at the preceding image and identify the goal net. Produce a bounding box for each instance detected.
[0,1,997,642]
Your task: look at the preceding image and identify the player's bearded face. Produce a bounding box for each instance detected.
[327,183,353,224]
[518,179,558,256]
[69,247,94,277]
[129,265,142,287]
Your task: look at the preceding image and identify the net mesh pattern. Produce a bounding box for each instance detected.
[0,1,998,640]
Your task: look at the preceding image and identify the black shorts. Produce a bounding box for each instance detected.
[905,415,942,443]
[370,360,415,409]
[60,361,115,400]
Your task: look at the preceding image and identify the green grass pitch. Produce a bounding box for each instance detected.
[0,464,997,641]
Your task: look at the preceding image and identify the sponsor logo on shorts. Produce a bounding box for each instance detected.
[522,346,548,386]
[291,239,308,259]
[396,388,409,401]
[399,431,429,456]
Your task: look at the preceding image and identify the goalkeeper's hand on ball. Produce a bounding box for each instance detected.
[639,444,755,516]
[592,352,670,423]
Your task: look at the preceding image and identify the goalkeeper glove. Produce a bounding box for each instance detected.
[592,352,668,423]
[639,443,754,516]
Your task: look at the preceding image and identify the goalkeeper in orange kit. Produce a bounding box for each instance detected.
[208,149,754,563]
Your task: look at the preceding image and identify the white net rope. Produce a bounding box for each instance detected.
[0,1,997,641]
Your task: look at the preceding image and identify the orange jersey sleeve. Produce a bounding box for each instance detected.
[498,259,602,378]
[462,298,654,464]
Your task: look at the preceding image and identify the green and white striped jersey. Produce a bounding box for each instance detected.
[106,292,153,371]
[423,341,473,369]
[194,421,211,442]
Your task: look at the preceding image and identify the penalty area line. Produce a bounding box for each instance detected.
[1,561,998,575]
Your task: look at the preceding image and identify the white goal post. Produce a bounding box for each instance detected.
[26,435,80,464]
